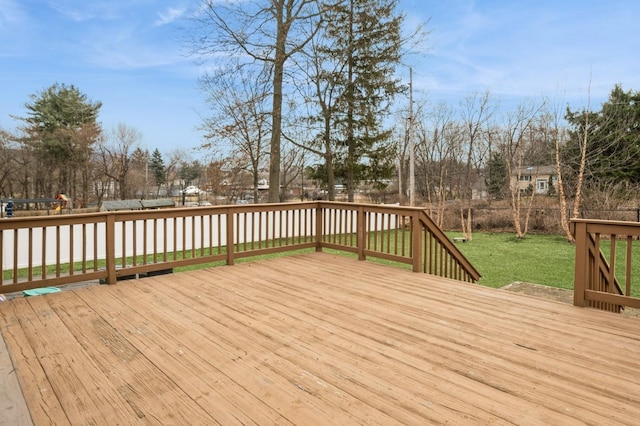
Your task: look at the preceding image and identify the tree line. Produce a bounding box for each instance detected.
[2,0,639,243]
[189,0,640,240]
[0,83,204,207]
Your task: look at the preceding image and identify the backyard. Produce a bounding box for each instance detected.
[451,233,575,289]
[449,232,640,300]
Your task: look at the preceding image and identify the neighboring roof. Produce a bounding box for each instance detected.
[101,199,176,211]
[140,199,175,209]
[513,165,556,176]
[100,200,144,211]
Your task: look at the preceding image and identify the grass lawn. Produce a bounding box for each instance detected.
[449,232,576,289]
[451,232,640,296]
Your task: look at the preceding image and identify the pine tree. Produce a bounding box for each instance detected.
[321,0,404,201]
[485,151,508,200]
[17,83,102,202]
[149,148,166,196]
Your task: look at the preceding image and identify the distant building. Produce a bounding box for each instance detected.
[511,165,557,195]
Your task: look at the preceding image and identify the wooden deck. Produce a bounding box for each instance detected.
[2,252,640,425]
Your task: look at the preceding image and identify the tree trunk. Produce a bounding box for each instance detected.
[268,10,286,203]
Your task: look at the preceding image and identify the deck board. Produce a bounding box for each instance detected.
[2,252,640,425]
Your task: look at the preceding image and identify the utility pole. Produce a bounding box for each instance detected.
[409,67,415,207]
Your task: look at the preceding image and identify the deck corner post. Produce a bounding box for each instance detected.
[105,213,117,284]
[573,220,587,307]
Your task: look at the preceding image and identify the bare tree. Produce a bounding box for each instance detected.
[280,142,305,200]
[501,99,545,238]
[190,0,324,202]
[200,65,270,203]
[0,128,17,197]
[95,123,142,200]
[202,159,227,203]
[164,149,192,197]
[458,91,496,241]
[415,101,460,227]
[288,33,343,201]
[540,99,575,241]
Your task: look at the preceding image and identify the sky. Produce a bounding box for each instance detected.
[1,0,638,158]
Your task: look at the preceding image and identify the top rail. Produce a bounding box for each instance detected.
[1,202,480,294]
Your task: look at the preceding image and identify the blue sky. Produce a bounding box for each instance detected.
[1,0,638,157]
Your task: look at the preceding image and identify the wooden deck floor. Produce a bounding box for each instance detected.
[2,252,640,425]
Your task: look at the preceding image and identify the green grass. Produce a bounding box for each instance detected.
[321,231,580,290]
[450,233,640,296]
[449,233,576,289]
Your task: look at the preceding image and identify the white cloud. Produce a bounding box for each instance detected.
[155,7,186,27]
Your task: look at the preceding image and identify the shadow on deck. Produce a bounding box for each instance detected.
[2,252,640,425]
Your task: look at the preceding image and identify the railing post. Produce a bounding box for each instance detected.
[573,220,587,307]
[105,213,117,284]
[412,210,422,272]
[226,209,235,265]
[357,206,366,261]
[315,203,323,252]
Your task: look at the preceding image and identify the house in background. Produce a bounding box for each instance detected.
[512,165,557,195]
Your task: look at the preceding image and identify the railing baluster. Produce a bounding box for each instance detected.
[41,226,46,280]
[69,224,74,276]
[13,229,19,283]
[81,224,87,273]
[626,236,632,296]
[56,225,61,277]
[106,214,116,284]
[608,235,617,291]
[190,215,195,259]
[28,228,33,281]
[0,229,3,283]
[182,216,187,260]
[94,223,98,272]
[121,221,127,268]
[143,219,148,265]
[152,218,158,264]
[132,220,137,267]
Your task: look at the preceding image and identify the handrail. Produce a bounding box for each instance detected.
[314,202,480,281]
[419,210,481,282]
[1,202,480,294]
[572,218,640,312]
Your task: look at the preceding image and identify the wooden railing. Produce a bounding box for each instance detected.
[572,218,640,312]
[1,202,480,294]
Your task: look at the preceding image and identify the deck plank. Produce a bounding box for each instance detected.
[209,258,635,424]
[2,252,640,425]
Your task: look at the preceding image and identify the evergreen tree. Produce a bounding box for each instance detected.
[564,85,640,186]
[149,148,166,196]
[321,0,404,201]
[178,161,203,187]
[17,83,102,201]
[485,151,508,200]
[547,174,556,196]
